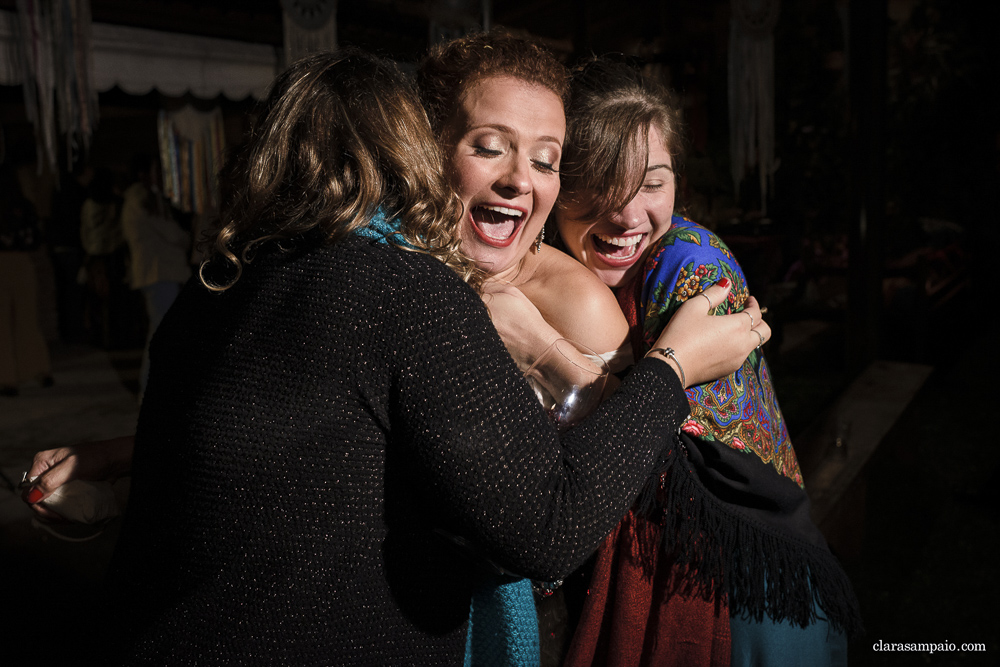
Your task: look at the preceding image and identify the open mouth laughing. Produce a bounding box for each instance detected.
[591,232,646,266]
[470,204,526,247]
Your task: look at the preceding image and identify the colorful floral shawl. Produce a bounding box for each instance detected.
[640,217,803,486]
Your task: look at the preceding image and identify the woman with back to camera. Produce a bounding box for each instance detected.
[551,56,862,667]
[23,49,768,665]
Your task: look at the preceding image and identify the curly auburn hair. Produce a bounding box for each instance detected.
[558,56,686,223]
[202,49,484,291]
[416,29,571,138]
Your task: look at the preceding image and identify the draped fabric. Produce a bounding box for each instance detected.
[640,217,801,486]
[728,0,779,213]
[157,107,226,216]
[13,0,98,172]
[1,10,277,99]
[281,0,338,67]
[634,218,860,637]
[565,217,862,667]
[563,507,731,667]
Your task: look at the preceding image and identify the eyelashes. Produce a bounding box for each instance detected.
[471,145,560,174]
[532,160,558,174]
[641,174,675,192]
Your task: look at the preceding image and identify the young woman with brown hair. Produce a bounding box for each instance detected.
[554,56,862,667]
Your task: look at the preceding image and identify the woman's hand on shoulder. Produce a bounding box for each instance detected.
[650,279,770,387]
[482,279,562,371]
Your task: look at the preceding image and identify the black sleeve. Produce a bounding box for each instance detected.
[386,256,689,581]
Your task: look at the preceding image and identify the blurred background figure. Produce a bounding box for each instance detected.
[0,163,53,397]
[120,153,191,402]
[48,161,92,344]
[80,166,129,350]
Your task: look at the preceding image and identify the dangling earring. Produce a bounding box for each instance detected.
[533,226,544,254]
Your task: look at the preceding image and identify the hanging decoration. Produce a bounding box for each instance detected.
[0,11,20,86]
[14,0,98,172]
[728,0,779,214]
[428,0,486,46]
[281,0,337,67]
[157,107,226,216]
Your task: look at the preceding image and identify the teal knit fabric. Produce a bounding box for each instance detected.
[465,577,540,667]
[353,208,409,246]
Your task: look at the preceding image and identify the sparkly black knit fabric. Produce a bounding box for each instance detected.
[100,235,688,666]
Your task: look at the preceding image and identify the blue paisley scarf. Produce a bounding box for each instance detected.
[626,216,862,637]
[640,216,802,486]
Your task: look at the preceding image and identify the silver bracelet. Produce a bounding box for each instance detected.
[645,347,686,387]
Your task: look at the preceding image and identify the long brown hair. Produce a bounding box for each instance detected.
[558,56,686,223]
[202,49,483,291]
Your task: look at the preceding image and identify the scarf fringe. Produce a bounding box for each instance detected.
[634,440,864,639]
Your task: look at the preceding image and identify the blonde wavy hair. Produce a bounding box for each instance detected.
[201,49,484,291]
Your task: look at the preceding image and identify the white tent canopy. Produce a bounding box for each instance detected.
[1,9,278,101]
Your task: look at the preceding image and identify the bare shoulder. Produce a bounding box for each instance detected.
[518,245,629,354]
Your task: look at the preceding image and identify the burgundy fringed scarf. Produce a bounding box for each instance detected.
[562,272,732,667]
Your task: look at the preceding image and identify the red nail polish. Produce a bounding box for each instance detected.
[26,487,44,504]
[718,278,731,288]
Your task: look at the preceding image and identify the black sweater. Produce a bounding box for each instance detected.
[102,235,688,666]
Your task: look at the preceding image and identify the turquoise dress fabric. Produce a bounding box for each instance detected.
[353,208,410,246]
[465,578,541,667]
[730,609,847,667]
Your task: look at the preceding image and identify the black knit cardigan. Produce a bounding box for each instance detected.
[98,236,689,666]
